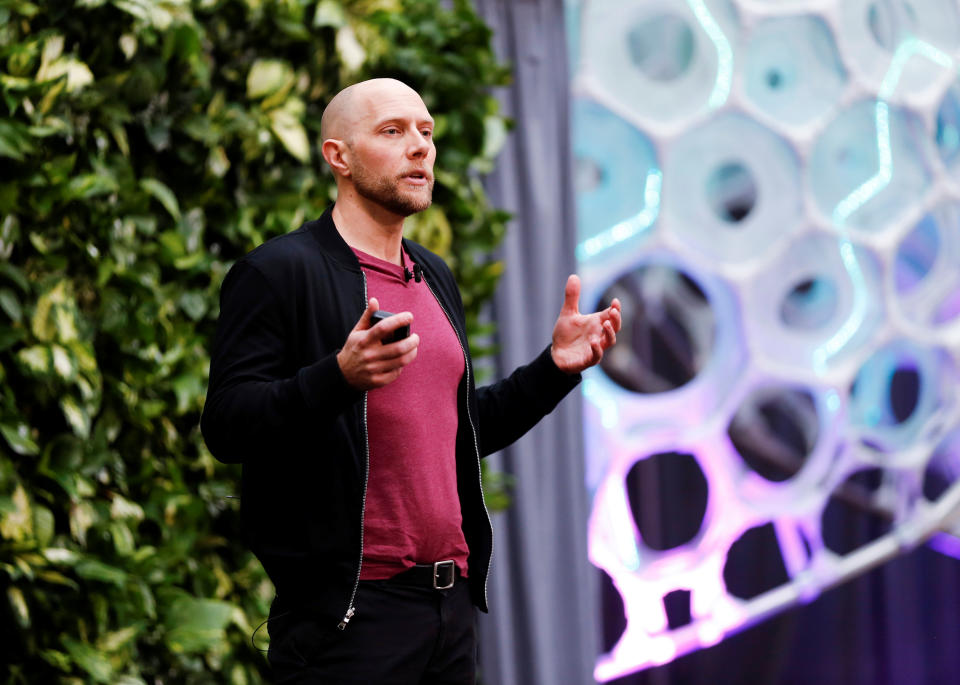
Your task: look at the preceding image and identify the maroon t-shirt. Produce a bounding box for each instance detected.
[353,247,470,580]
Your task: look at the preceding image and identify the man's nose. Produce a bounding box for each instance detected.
[408,131,431,158]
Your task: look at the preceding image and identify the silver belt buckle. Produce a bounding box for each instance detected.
[433,560,456,590]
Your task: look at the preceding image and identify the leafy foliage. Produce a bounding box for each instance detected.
[0,0,510,681]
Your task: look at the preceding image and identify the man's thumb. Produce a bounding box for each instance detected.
[562,274,581,315]
[355,297,380,330]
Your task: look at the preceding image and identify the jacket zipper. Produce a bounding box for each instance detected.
[423,275,494,609]
[339,272,370,630]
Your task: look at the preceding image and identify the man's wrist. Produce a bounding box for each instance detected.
[549,343,577,376]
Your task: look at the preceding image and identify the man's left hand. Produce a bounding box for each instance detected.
[551,274,622,374]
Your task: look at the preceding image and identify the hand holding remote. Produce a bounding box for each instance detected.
[337,298,419,390]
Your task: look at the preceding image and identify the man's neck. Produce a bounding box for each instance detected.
[331,192,405,265]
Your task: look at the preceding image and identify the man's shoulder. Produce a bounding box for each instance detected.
[243,221,316,265]
[235,220,341,285]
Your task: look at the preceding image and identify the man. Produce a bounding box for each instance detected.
[201,78,621,684]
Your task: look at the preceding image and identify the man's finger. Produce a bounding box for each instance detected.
[602,320,616,348]
[366,343,419,376]
[562,274,581,315]
[608,299,622,332]
[376,333,420,360]
[607,304,622,334]
[591,339,604,365]
[366,311,414,342]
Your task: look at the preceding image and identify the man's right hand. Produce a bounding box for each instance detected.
[337,298,420,390]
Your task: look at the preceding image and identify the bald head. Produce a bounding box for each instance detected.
[320,78,424,143]
[319,78,436,218]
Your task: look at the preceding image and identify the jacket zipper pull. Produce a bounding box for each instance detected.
[337,606,356,631]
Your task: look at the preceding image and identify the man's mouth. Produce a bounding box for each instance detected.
[402,170,431,184]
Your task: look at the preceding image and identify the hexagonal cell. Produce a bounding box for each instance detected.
[744,16,846,128]
[573,98,660,248]
[849,340,954,454]
[936,80,960,180]
[728,386,819,482]
[596,264,715,394]
[626,451,708,551]
[894,203,960,330]
[662,589,692,629]
[780,277,839,331]
[839,0,960,96]
[580,0,738,126]
[821,468,893,556]
[809,100,934,233]
[743,233,884,374]
[722,522,789,600]
[663,114,802,265]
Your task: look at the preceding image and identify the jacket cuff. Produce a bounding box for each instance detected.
[296,352,363,417]
[532,344,582,402]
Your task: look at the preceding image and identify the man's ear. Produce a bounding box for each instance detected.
[321,139,351,177]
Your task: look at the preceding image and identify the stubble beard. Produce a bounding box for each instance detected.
[352,165,434,217]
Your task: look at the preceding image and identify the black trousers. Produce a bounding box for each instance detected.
[267,578,477,684]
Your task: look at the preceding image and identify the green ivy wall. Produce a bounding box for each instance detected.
[0,1,510,681]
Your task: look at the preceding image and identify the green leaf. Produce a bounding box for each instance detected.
[60,395,91,438]
[75,559,127,587]
[0,289,23,322]
[7,586,30,629]
[314,0,347,27]
[0,484,32,540]
[158,230,185,259]
[37,57,95,92]
[0,421,40,455]
[36,570,80,590]
[140,178,181,221]
[0,118,35,160]
[172,372,203,413]
[33,505,54,546]
[110,520,135,556]
[246,59,293,99]
[335,24,365,72]
[38,649,71,671]
[42,548,80,565]
[163,596,235,654]
[65,173,118,200]
[62,635,114,683]
[97,625,141,652]
[51,344,76,379]
[482,114,508,160]
[0,262,29,293]
[17,345,52,374]
[178,291,207,320]
[269,108,310,162]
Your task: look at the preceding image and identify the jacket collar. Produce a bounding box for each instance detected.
[308,205,362,272]
[310,204,428,278]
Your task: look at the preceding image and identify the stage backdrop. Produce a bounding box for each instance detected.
[475,0,960,684]
[569,0,960,683]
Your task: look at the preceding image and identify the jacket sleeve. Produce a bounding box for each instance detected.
[476,344,582,457]
[200,260,361,464]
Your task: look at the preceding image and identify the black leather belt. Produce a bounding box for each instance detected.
[389,560,458,590]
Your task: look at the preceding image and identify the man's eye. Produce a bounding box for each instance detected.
[421,130,432,138]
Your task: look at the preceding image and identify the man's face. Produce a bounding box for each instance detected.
[346,87,436,217]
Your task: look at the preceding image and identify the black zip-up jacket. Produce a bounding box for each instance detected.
[201,206,581,628]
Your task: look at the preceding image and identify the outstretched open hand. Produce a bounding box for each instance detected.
[551,274,621,374]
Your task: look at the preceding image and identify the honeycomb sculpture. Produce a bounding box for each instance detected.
[568,0,960,679]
